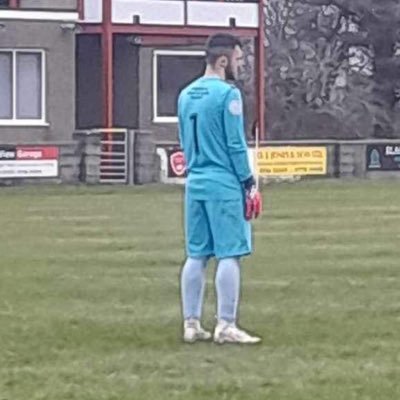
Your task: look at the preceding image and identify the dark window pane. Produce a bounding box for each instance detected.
[157,54,205,117]
[0,52,12,119]
[76,34,103,129]
[16,52,42,119]
[113,34,139,128]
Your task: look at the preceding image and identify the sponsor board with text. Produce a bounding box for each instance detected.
[0,146,59,178]
[256,146,327,176]
[366,144,400,171]
[157,145,328,183]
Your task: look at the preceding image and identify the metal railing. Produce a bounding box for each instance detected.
[99,128,129,184]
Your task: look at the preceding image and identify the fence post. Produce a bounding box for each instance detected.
[132,130,156,184]
[73,131,101,184]
[128,130,136,185]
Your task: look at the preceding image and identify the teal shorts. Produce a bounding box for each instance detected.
[185,195,252,259]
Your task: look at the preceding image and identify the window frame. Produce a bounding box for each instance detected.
[152,49,205,124]
[0,49,47,126]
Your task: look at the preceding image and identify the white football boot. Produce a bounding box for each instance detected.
[214,320,261,344]
[183,319,212,343]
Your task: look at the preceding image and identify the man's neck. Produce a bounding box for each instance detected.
[203,65,225,80]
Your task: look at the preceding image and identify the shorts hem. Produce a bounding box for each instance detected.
[215,250,252,260]
[187,251,215,259]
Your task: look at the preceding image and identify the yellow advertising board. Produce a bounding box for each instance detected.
[256,146,327,176]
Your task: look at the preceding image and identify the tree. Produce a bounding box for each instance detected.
[264,0,400,139]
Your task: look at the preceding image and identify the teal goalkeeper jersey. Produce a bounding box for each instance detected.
[178,76,252,200]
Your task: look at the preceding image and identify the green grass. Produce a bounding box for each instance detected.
[0,180,399,400]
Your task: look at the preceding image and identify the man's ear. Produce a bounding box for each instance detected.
[219,55,228,68]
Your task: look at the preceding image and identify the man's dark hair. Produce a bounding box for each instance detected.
[205,33,242,66]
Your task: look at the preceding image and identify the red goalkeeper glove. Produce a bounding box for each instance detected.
[243,176,263,220]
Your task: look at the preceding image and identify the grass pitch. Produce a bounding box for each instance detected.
[0,180,399,400]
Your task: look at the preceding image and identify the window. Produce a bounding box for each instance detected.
[0,0,9,8]
[0,50,46,125]
[76,35,102,129]
[153,50,205,123]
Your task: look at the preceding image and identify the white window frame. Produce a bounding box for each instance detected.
[0,10,78,22]
[153,49,205,124]
[0,49,47,126]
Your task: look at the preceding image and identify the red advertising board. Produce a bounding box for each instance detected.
[0,146,59,178]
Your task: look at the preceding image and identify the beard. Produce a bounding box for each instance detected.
[225,62,237,81]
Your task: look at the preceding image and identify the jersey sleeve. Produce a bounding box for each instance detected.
[177,94,184,148]
[223,88,252,183]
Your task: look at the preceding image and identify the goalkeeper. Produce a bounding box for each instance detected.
[178,33,262,344]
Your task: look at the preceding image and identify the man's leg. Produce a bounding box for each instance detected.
[181,257,212,342]
[181,256,208,321]
[207,199,261,344]
[181,196,213,342]
[214,257,260,344]
[215,257,240,323]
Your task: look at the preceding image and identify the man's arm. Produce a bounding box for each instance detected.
[223,88,252,184]
[177,95,184,148]
[224,88,262,219]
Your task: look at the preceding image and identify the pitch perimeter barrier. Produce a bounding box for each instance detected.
[1,137,399,185]
[156,139,400,183]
